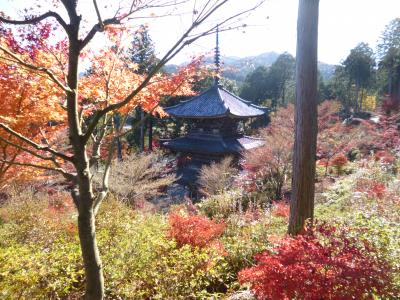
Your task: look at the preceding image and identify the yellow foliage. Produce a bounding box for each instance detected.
[362,94,377,111]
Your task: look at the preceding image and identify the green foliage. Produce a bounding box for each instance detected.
[240,52,295,107]
[1,191,265,299]
[197,190,243,220]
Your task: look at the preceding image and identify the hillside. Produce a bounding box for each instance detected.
[165,51,336,84]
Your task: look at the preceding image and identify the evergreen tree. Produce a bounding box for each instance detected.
[343,43,375,111]
[377,18,400,107]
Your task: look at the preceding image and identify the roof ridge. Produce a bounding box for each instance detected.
[164,85,216,110]
[219,86,252,105]
[216,85,229,112]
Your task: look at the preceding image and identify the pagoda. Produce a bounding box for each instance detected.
[162,28,269,187]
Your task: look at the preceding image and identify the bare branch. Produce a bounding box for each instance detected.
[0,123,73,162]
[79,18,121,50]
[0,11,68,32]
[0,136,59,163]
[0,46,72,93]
[0,159,75,181]
[93,0,104,30]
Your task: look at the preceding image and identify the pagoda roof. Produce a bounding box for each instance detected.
[161,135,265,155]
[164,84,268,119]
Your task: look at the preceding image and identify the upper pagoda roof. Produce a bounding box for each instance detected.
[164,84,268,119]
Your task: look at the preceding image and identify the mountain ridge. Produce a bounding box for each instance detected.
[165,51,336,83]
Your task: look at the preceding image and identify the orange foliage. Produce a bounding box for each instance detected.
[168,212,225,249]
[0,24,67,188]
[0,23,202,186]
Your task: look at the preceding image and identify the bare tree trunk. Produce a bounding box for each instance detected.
[139,108,145,152]
[148,116,153,151]
[78,203,104,299]
[355,83,360,112]
[288,0,319,235]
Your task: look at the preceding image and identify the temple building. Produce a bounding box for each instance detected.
[161,28,269,190]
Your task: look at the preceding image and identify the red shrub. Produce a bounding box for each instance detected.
[330,153,348,168]
[168,213,225,249]
[375,150,396,164]
[271,201,290,219]
[239,223,397,300]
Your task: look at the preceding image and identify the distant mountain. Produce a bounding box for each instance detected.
[165,52,336,84]
[318,62,336,81]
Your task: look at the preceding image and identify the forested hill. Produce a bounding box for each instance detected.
[165,51,336,83]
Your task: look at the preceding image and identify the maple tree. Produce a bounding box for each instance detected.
[0,1,263,298]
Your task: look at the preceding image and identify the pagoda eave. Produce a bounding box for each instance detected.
[161,136,265,155]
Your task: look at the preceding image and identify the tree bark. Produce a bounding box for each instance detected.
[288,0,319,235]
[78,205,104,299]
[139,108,145,152]
[148,116,153,151]
[64,4,105,297]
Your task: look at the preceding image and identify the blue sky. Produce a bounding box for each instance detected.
[2,0,400,65]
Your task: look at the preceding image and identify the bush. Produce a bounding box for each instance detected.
[101,150,175,205]
[198,156,237,196]
[197,190,243,220]
[239,223,399,299]
[168,212,225,249]
[330,153,348,175]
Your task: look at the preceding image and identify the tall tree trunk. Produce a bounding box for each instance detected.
[288,0,319,235]
[139,108,145,152]
[64,5,105,297]
[355,83,360,112]
[78,204,104,299]
[148,116,153,151]
[113,115,123,160]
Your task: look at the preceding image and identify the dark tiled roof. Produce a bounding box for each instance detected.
[164,84,268,118]
[161,135,265,155]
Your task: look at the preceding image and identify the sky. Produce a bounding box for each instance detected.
[1,0,400,65]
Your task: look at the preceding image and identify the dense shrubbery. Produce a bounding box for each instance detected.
[239,223,398,299]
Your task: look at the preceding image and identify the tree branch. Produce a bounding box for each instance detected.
[0,46,72,93]
[0,123,73,162]
[79,18,121,50]
[0,159,75,181]
[0,136,60,163]
[0,11,68,32]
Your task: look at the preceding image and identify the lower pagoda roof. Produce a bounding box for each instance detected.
[164,84,268,119]
[161,135,265,155]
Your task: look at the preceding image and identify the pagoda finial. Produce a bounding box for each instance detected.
[214,25,221,85]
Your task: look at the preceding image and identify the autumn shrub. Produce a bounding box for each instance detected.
[0,187,84,299]
[239,223,399,299]
[242,105,294,201]
[100,150,175,205]
[271,200,290,219]
[0,191,228,299]
[197,189,243,219]
[198,156,237,196]
[168,211,225,249]
[330,152,348,175]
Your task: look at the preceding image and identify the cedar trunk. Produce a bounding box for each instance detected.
[288,0,319,235]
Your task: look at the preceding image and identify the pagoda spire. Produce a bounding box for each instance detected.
[214,25,221,85]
